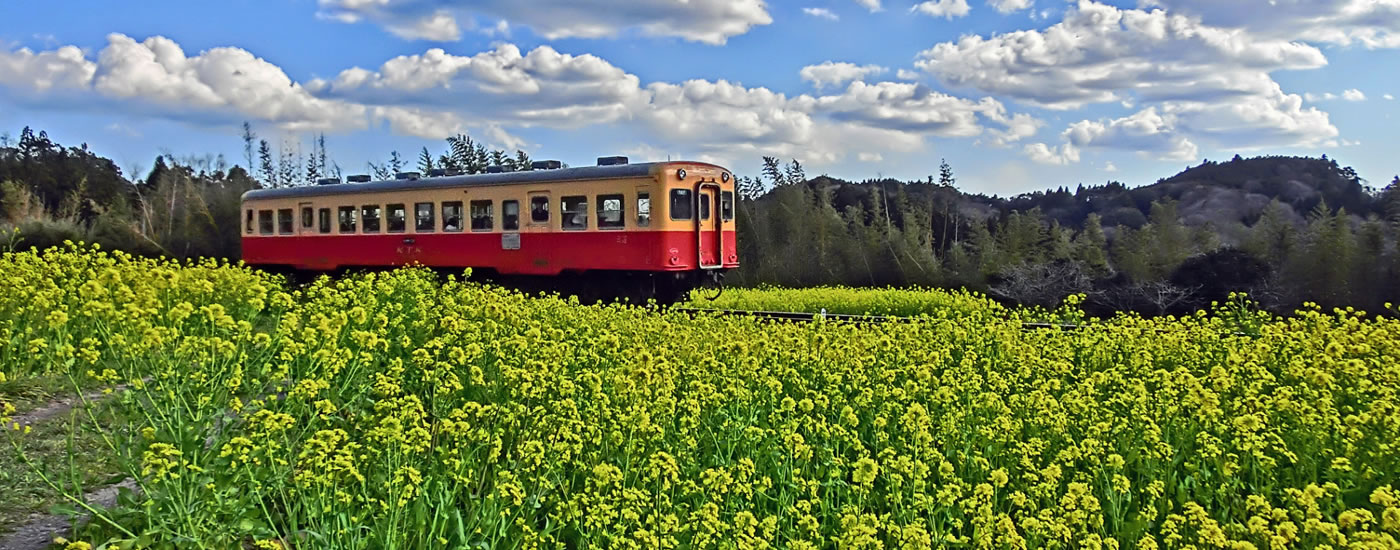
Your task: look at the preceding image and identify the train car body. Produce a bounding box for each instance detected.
[239,160,738,301]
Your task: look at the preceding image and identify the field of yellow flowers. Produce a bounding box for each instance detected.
[2,243,1399,549]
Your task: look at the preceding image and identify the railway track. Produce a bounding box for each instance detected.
[672,308,1260,338]
[671,307,1081,330]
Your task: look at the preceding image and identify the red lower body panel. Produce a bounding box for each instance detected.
[242,230,739,275]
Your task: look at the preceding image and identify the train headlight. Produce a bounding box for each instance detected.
[676,168,687,180]
[721,172,730,182]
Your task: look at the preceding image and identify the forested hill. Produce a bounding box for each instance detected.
[734,154,1399,315]
[808,155,1388,234]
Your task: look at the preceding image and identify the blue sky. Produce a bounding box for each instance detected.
[1,0,1397,196]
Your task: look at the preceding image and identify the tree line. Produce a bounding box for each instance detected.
[730,155,1400,316]
[3,124,1398,316]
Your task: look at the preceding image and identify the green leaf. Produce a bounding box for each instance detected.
[49,501,79,517]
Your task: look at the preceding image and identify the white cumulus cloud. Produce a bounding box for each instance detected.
[0,35,1041,169]
[988,0,1033,14]
[316,0,773,45]
[1307,89,1368,102]
[1063,107,1198,161]
[1139,0,1400,49]
[918,1,1338,159]
[0,34,365,132]
[912,0,971,19]
[1024,142,1080,165]
[802,7,840,20]
[0,45,95,94]
[799,61,886,88]
[917,1,1326,110]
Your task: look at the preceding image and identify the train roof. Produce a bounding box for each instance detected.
[241,161,727,202]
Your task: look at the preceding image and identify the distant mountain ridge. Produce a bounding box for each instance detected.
[804,155,1392,235]
[988,155,1384,231]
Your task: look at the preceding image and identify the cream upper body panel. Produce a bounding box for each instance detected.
[240,161,736,236]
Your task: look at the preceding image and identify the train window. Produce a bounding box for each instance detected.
[301,207,313,228]
[318,208,331,234]
[414,202,434,232]
[502,200,519,231]
[258,210,274,235]
[699,194,710,221]
[597,194,624,229]
[245,209,254,234]
[442,201,463,232]
[338,206,357,233]
[362,205,381,233]
[529,197,549,223]
[277,209,294,234]
[637,193,650,227]
[670,189,693,220]
[561,196,587,230]
[387,204,406,233]
[470,200,493,231]
[721,191,734,221]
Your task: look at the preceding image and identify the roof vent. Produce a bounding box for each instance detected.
[427,168,447,177]
[485,165,504,173]
[444,169,461,176]
[346,174,371,183]
[315,177,341,186]
[597,156,628,166]
[531,160,562,170]
[395,171,421,180]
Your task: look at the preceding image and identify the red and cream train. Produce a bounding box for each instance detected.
[240,157,738,303]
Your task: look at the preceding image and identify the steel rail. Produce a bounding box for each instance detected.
[669,308,1262,339]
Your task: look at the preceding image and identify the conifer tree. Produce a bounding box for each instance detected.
[257,139,274,187]
[1072,213,1110,275]
[241,122,256,172]
[388,151,404,174]
[472,143,489,174]
[418,147,435,174]
[304,137,322,185]
[761,156,786,187]
[1146,199,1189,278]
[785,159,806,184]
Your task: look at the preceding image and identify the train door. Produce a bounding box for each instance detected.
[501,198,523,251]
[695,183,722,269]
[520,191,550,269]
[398,201,433,266]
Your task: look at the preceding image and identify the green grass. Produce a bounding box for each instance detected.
[0,375,81,417]
[686,284,1008,318]
[0,394,129,536]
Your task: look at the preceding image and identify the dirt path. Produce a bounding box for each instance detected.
[1,379,254,548]
[8,389,113,429]
[0,480,138,550]
[1,386,135,549]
